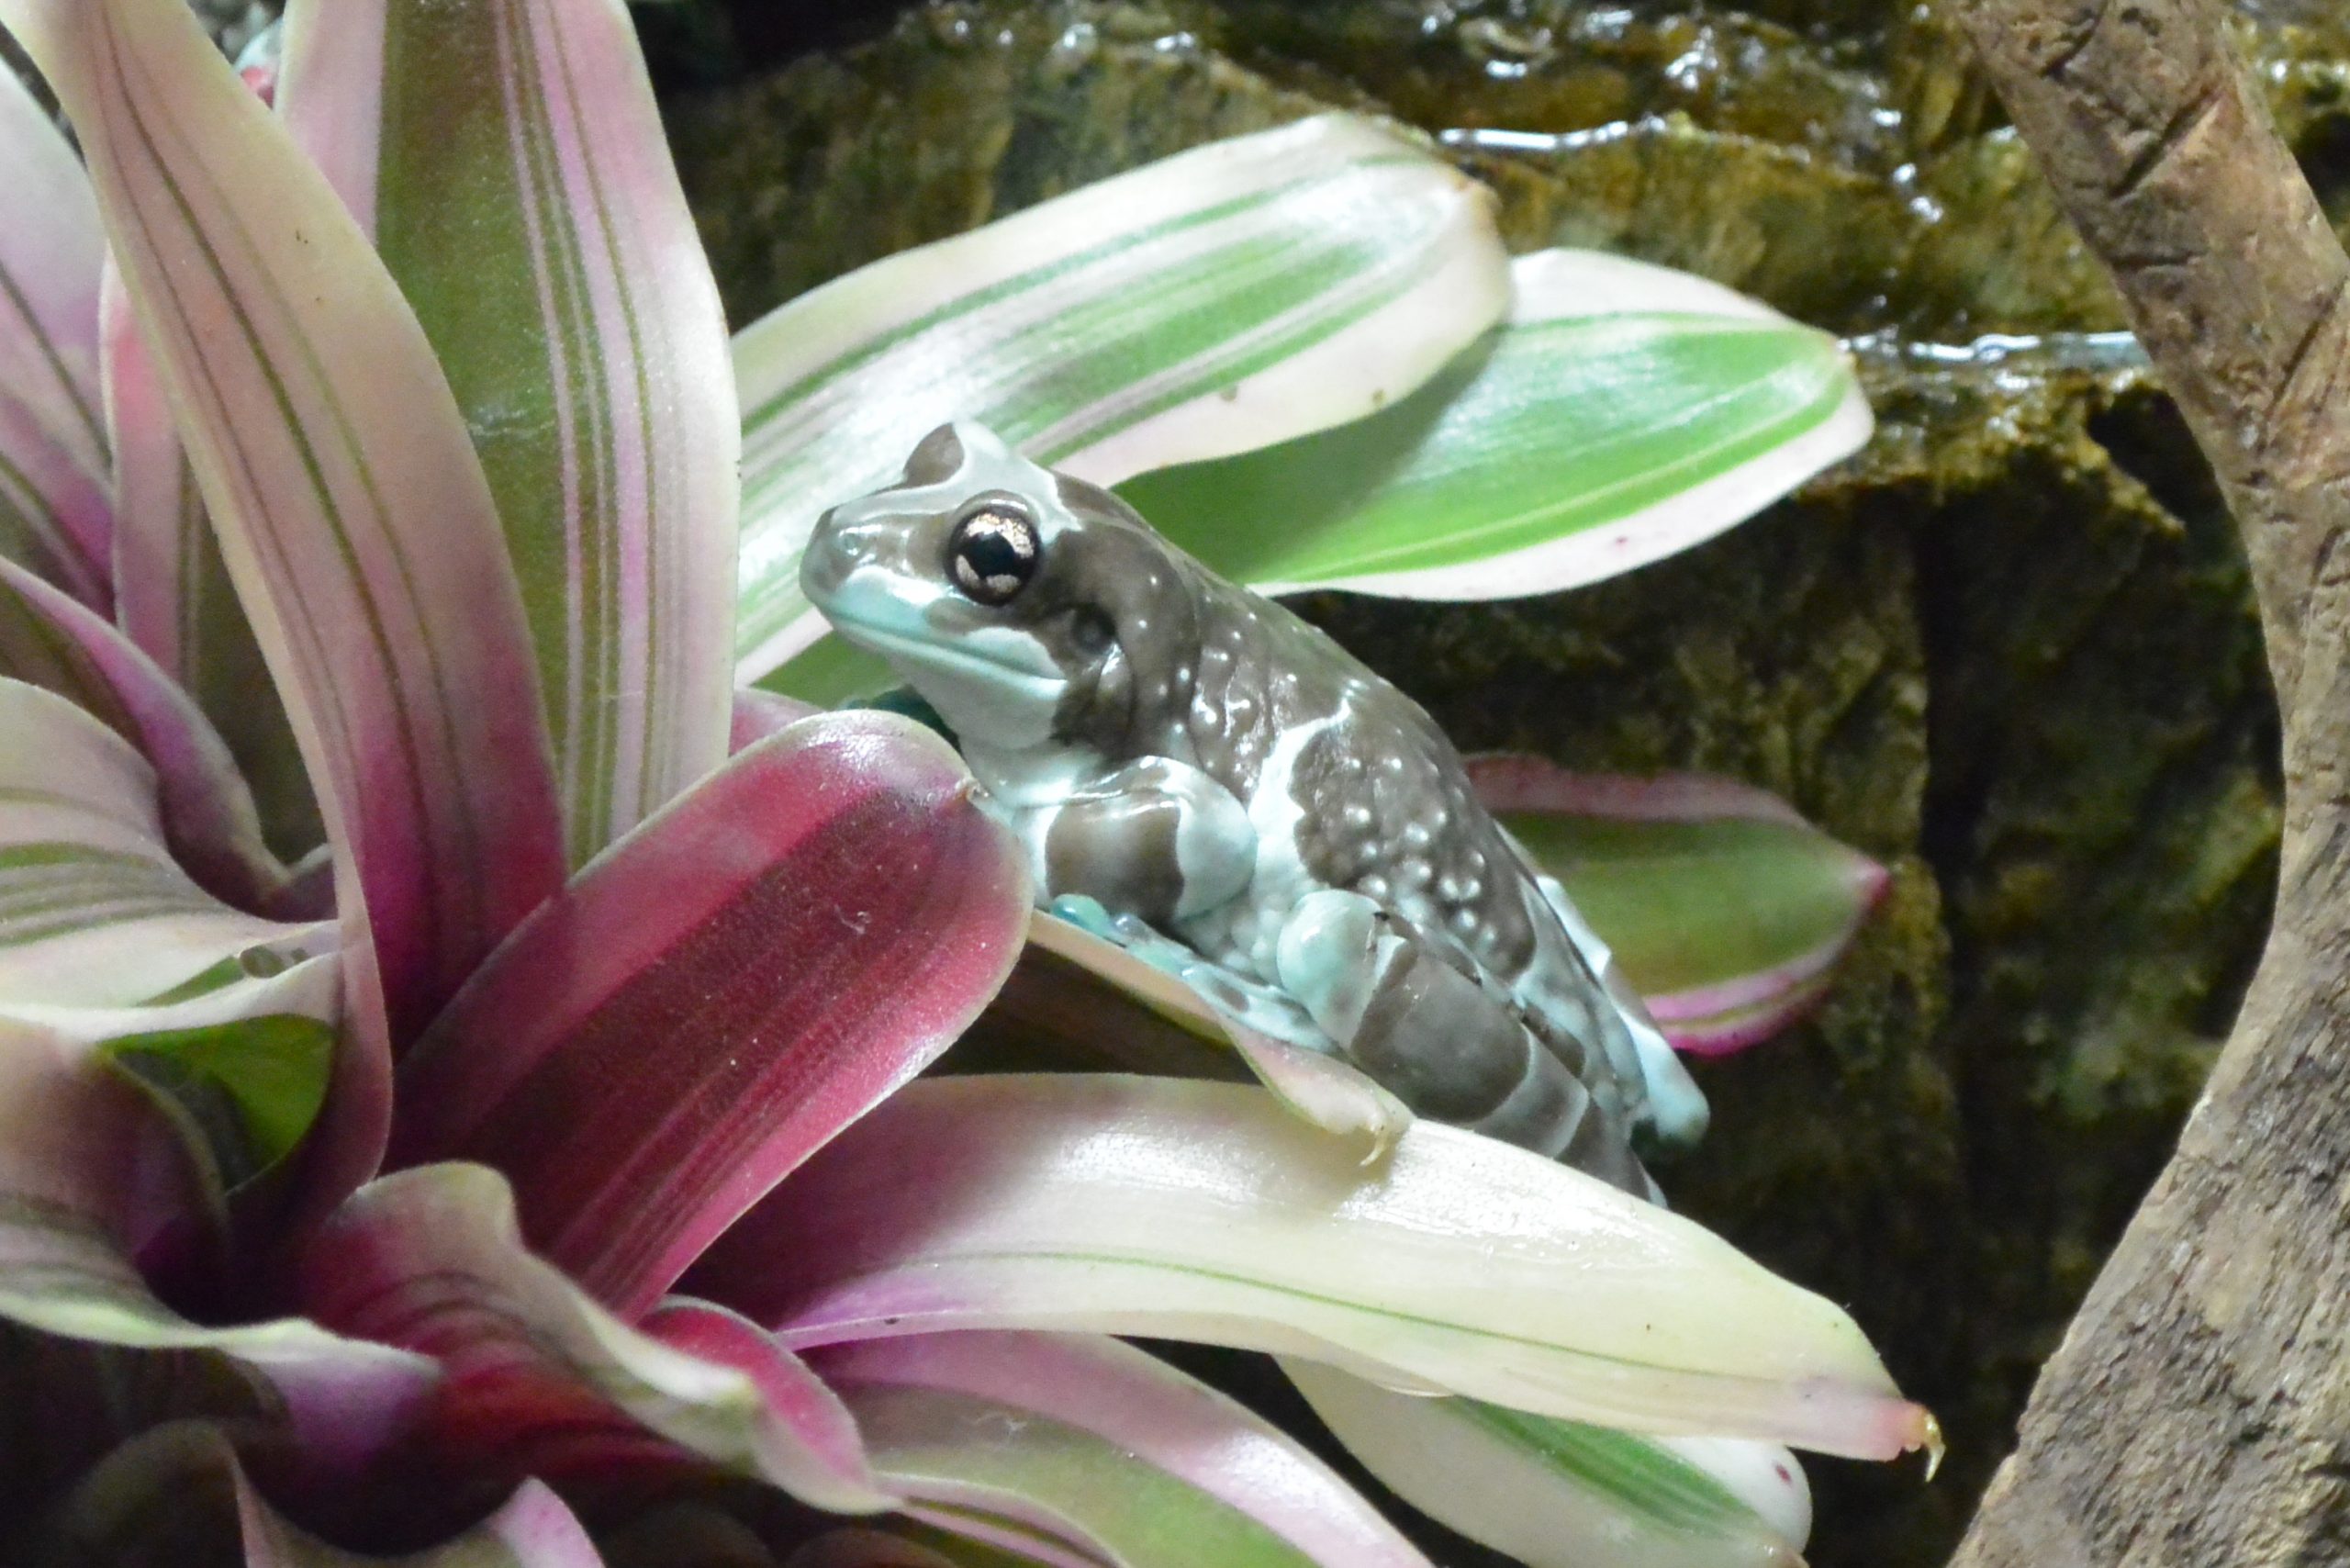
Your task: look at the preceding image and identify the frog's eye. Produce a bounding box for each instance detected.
[946,501,1043,606]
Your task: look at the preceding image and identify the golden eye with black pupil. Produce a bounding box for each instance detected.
[946,501,1042,605]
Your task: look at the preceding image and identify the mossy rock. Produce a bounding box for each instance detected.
[664,4,2303,1562]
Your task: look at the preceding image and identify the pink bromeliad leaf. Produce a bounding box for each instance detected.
[50,1423,602,1566]
[0,0,570,1077]
[102,260,320,866]
[0,61,108,604]
[300,1161,891,1515]
[392,711,1030,1317]
[0,556,291,913]
[731,687,822,752]
[279,0,738,868]
[814,1331,1433,1568]
[692,1074,1938,1462]
[1467,756,1892,1056]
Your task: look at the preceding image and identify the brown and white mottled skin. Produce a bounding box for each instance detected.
[800,421,1706,1194]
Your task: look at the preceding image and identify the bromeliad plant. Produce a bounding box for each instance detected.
[0,4,1919,1568]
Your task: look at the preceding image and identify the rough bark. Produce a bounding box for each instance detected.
[1951,0,2350,1562]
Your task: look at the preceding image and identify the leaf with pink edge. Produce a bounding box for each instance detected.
[299,1161,892,1515]
[50,1422,603,1567]
[1284,1359,1811,1568]
[278,0,738,867]
[1468,756,1891,1055]
[0,679,330,1019]
[0,555,292,912]
[0,0,569,1048]
[1114,249,1872,603]
[391,711,1029,1317]
[0,63,109,604]
[692,1075,1939,1462]
[815,1331,1432,1568]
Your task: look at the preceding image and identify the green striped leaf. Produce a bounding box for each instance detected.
[1116,248,1872,599]
[2,0,570,1049]
[281,0,739,868]
[818,1332,1431,1568]
[1287,1361,1809,1568]
[0,62,109,604]
[1472,759,1890,1056]
[0,678,329,1021]
[735,112,1511,685]
[698,1074,1941,1462]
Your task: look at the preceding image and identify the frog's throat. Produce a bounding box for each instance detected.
[825,610,1069,721]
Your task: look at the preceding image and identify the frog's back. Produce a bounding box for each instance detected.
[1147,574,1653,1124]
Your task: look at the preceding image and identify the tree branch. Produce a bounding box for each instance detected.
[1950,1,2350,1562]
[1961,0,2350,711]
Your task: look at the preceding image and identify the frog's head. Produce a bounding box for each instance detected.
[802,420,1200,752]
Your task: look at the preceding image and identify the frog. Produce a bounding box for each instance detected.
[800,420,1708,1196]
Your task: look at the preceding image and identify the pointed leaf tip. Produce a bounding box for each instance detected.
[696,1074,1930,1461]
[1127,246,1872,604]
[1467,757,1888,1056]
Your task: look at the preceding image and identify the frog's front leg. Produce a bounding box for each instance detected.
[1274,889,1656,1197]
[1002,756,1257,928]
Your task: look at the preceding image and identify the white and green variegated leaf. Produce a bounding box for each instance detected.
[703,1075,1940,1462]
[735,111,1512,686]
[2,0,570,1054]
[1286,1360,1810,1568]
[280,0,739,868]
[818,1332,1432,1568]
[1115,249,1873,599]
[0,679,330,1021]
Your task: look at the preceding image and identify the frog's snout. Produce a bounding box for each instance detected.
[799,505,864,606]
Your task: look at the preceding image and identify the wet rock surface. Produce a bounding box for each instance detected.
[690,2,2299,1562]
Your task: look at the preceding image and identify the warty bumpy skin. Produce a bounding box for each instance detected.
[800,420,1708,1198]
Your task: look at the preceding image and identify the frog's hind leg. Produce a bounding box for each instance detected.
[1274,890,1658,1200]
[1523,862,1711,1151]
